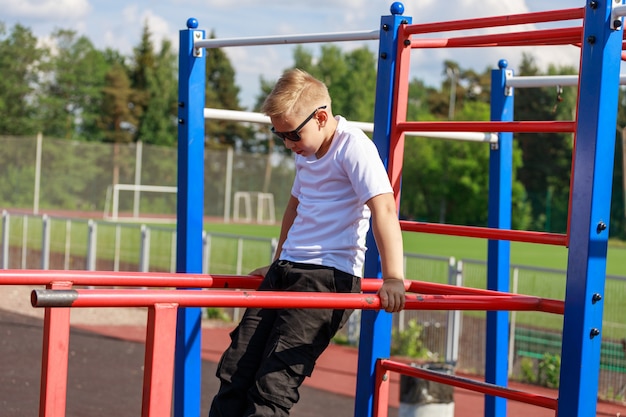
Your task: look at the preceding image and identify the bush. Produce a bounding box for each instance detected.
[205,307,230,322]
[538,353,561,388]
[519,357,537,384]
[391,319,429,359]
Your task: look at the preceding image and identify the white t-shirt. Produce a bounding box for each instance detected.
[280,116,393,277]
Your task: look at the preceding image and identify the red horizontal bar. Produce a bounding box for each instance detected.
[31,288,564,315]
[396,121,575,134]
[378,359,558,410]
[410,27,582,49]
[403,8,583,35]
[405,281,563,314]
[361,280,563,314]
[2,270,565,314]
[399,221,568,246]
[0,269,262,289]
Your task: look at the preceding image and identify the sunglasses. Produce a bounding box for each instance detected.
[270,105,327,142]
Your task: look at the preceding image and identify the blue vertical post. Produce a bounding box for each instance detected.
[558,2,622,416]
[355,3,410,417]
[175,18,205,417]
[486,60,513,417]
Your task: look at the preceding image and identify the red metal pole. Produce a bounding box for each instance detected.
[409,27,582,49]
[372,360,390,417]
[396,121,576,134]
[403,8,584,35]
[39,281,72,417]
[360,280,564,314]
[0,269,262,289]
[2,269,565,313]
[141,303,179,417]
[399,220,568,246]
[31,288,564,314]
[387,18,413,204]
[378,359,558,410]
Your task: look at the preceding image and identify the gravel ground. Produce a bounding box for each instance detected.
[0,285,147,326]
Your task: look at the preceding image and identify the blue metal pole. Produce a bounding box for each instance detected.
[175,18,206,417]
[355,3,410,416]
[486,59,513,417]
[558,2,623,416]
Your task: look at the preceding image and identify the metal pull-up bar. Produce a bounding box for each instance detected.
[194,30,380,49]
[204,108,498,143]
[506,74,626,88]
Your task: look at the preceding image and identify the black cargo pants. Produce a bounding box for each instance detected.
[208,259,361,417]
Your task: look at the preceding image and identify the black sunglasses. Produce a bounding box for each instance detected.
[271,105,327,142]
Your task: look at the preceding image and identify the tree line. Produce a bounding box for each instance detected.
[0,21,624,239]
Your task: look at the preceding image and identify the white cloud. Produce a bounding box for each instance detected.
[208,0,583,107]
[4,0,90,20]
[0,0,604,110]
[121,6,176,49]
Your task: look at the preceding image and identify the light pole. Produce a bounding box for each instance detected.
[446,67,459,120]
[622,127,626,229]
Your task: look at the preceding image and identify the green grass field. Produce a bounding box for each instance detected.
[205,221,626,340]
[205,221,626,276]
[8,216,625,338]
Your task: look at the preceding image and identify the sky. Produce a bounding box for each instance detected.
[1,0,606,110]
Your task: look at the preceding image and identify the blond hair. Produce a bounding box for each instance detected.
[261,68,331,118]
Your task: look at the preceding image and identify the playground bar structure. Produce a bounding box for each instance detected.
[22,276,564,417]
[380,2,622,417]
[177,2,623,415]
[0,1,622,417]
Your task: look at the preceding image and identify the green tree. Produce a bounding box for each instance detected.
[514,53,576,232]
[426,60,491,121]
[611,89,626,240]
[39,29,110,141]
[400,102,492,225]
[337,47,377,121]
[130,22,155,92]
[136,39,178,146]
[129,22,156,142]
[399,62,530,229]
[0,23,44,135]
[292,44,377,122]
[406,78,437,121]
[98,62,140,188]
[99,63,138,144]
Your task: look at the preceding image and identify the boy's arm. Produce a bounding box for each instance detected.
[249,194,298,277]
[274,194,299,261]
[367,193,406,313]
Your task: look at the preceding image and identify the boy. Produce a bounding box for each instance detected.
[209,68,405,417]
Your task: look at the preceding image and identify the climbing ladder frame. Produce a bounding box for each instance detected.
[360,2,622,417]
[172,2,625,417]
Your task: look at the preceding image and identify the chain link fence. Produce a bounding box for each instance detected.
[0,135,294,221]
[1,210,625,401]
[1,135,625,401]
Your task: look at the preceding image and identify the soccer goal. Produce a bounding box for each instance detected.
[103,184,178,222]
[233,191,276,224]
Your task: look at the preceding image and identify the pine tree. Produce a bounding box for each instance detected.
[137,39,178,146]
[99,63,138,144]
[129,22,156,141]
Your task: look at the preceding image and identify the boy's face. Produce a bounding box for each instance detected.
[270,106,331,158]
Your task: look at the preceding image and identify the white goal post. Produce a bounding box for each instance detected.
[233,191,276,224]
[103,184,177,221]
